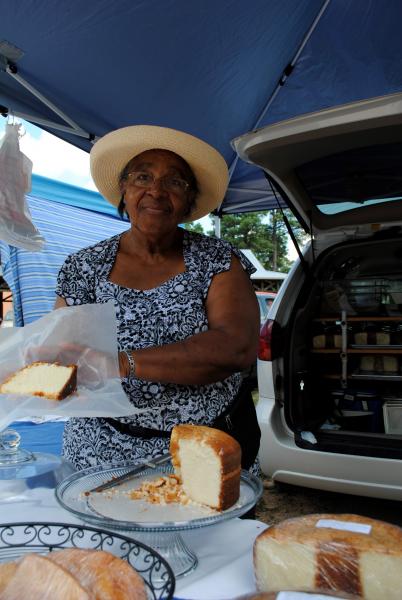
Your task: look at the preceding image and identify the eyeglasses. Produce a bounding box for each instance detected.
[125,171,190,195]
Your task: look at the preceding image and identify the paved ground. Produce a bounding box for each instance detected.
[255,477,402,527]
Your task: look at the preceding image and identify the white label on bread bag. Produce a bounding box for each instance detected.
[277,593,346,600]
[316,518,371,534]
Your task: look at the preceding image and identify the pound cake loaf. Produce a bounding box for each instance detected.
[170,423,241,510]
[313,334,342,349]
[2,553,90,600]
[354,332,390,345]
[48,548,147,599]
[359,355,398,373]
[1,548,146,600]
[0,361,77,400]
[254,513,402,600]
[235,592,362,599]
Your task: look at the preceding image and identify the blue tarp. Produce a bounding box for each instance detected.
[2,1,402,215]
[29,174,122,218]
[0,174,129,325]
[10,420,64,456]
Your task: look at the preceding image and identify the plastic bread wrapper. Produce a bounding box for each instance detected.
[0,302,148,429]
[233,591,362,599]
[0,122,45,252]
[252,513,402,600]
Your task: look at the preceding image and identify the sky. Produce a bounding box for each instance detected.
[0,117,297,261]
[0,117,96,191]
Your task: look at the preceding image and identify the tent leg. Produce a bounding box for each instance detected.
[213,215,221,238]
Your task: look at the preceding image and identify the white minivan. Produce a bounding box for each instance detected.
[233,92,402,500]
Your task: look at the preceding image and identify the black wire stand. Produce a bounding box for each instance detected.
[0,522,175,600]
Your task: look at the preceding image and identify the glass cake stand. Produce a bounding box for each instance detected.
[55,460,263,578]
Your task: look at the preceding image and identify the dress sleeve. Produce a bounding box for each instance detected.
[55,252,96,305]
[192,233,256,299]
[231,246,256,277]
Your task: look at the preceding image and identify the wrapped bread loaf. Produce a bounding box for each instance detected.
[254,514,402,600]
[359,355,398,373]
[354,332,390,345]
[235,592,361,599]
[0,548,146,599]
[48,548,146,599]
[0,562,18,594]
[2,554,90,600]
[170,423,241,510]
[313,335,342,349]
[0,361,77,400]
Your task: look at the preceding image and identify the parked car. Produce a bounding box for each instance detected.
[242,292,277,389]
[256,291,277,325]
[1,311,14,328]
[233,92,402,499]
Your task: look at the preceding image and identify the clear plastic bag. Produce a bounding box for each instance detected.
[0,302,145,429]
[0,122,45,251]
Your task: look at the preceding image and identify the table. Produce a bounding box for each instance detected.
[1,421,268,599]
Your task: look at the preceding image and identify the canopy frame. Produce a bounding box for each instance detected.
[1,50,95,142]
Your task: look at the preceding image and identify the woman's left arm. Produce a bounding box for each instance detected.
[120,254,260,385]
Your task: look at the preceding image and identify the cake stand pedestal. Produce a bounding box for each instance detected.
[133,530,198,578]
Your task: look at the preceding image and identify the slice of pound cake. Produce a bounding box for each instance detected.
[0,361,77,400]
[170,424,241,510]
[254,513,402,600]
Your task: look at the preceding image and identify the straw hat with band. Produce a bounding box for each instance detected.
[90,125,229,223]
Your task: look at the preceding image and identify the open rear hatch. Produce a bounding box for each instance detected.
[233,92,402,458]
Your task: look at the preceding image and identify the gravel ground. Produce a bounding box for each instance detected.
[255,477,402,527]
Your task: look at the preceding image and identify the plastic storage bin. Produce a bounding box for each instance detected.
[383,400,402,434]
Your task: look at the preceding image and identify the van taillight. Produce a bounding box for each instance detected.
[258,319,276,361]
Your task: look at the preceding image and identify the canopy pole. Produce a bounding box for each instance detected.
[224,0,332,207]
[249,0,332,132]
[221,197,276,213]
[0,107,94,139]
[213,214,221,238]
[5,64,92,138]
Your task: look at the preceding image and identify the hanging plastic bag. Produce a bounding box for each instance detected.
[0,122,45,251]
[0,302,148,429]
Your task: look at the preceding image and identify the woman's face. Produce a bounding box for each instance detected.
[120,149,196,234]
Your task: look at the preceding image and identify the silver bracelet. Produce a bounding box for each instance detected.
[122,350,136,377]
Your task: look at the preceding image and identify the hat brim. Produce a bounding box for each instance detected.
[90,125,229,222]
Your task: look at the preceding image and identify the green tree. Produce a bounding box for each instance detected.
[219,210,306,272]
[183,222,205,234]
[184,211,307,272]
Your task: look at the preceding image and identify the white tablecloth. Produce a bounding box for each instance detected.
[0,481,268,599]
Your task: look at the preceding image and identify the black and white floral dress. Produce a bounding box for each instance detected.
[56,230,255,470]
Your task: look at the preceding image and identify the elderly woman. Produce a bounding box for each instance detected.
[55,125,260,471]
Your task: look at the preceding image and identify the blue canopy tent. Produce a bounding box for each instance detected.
[2,0,402,218]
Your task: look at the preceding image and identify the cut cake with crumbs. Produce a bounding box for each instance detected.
[170,423,241,510]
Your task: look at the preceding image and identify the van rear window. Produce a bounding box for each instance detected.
[296,142,402,215]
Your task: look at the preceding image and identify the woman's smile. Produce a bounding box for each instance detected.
[140,198,171,214]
